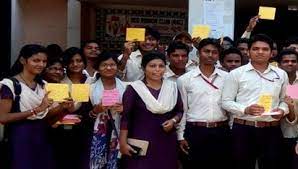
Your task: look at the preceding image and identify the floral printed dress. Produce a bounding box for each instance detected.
[90,111,120,169]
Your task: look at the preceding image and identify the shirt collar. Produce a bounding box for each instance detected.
[164,65,177,78]
[130,49,142,59]
[192,66,223,78]
[245,62,275,74]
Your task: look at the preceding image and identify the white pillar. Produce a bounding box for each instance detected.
[67,0,81,48]
[11,0,25,65]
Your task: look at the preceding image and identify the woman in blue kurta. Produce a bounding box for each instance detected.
[119,51,184,169]
[0,44,74,169]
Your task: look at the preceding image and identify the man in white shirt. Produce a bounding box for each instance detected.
[222,34,289,169]
[219,47,243,72]
[81,40,101,78]
[177,38,230,169]
[118,26,160,82]
[236,38,250,65]
[172,31,200,62]
[277,49,298,169]
[164,41,197,82]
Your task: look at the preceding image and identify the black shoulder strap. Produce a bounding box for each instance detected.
[8,77,21,112]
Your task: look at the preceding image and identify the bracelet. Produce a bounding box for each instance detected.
[30,109,37,116]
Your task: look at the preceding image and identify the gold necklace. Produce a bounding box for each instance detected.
[19,73,35,88]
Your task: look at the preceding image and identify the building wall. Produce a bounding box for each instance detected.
[22,0,67,48]
[11,0,68,63]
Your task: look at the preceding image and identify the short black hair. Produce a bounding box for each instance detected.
[284,37,298,47]
[145,26,161,41]
[46,44,63,59]
[276,49,298,63]
[248,34,274,50]
[93,51,119,80]
[236,38,250,46]
[47,57,63,68]
[93,51,119,70]
[223,36,234,46]
[166,41,190,56]
[62,47,86,68]
[219,47,243,63]
[197,38,221,51]
[81,40,100,49]
[141,51,166,69]
[173,31,192,42]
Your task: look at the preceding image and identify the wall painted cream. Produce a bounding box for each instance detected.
[22,0,67,48]
[11,0,68,63]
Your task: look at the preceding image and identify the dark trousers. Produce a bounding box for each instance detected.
[232,123,283,169]
[178,145,191,169]
[282,138,297,169]
[293,151,298,169]
[184,124,231,169]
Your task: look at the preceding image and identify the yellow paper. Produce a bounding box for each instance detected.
[46,83,69,102]
[258,94,273,113]
[71,84,90,102]
[192,25,211,39]
[126,28,145,41]
[270,62,278,67]
[258,6,276,20]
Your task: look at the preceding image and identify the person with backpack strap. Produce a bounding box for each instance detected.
[0,44,74,169]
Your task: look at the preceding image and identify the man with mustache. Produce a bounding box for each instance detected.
[277,49,298,169]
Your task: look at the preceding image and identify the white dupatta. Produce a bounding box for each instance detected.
[0,78,48,120]
[90,77,126,131]
[130,79,178,114]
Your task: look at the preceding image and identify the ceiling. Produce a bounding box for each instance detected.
[80,0,188,9]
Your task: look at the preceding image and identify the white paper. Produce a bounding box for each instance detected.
[202,0,234,39]
[261,112,282,116]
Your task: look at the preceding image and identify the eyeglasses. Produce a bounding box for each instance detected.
[99,63,117,69]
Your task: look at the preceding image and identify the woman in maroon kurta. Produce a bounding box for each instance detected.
[119,51,184,169]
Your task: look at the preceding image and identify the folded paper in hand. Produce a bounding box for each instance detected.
[127,138,149,156]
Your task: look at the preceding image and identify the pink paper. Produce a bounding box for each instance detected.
[286,85,298,99]
[102,89,120,106]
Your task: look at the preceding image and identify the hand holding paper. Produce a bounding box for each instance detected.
[46,83,90,102]
[269,108,284,120]
[110,103,123,113]
[258,6,276,20]
[126,28,146,42]
[258,94,272,113]
[245,104,265,116]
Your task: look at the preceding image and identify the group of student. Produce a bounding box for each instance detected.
[0,24,298,169]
